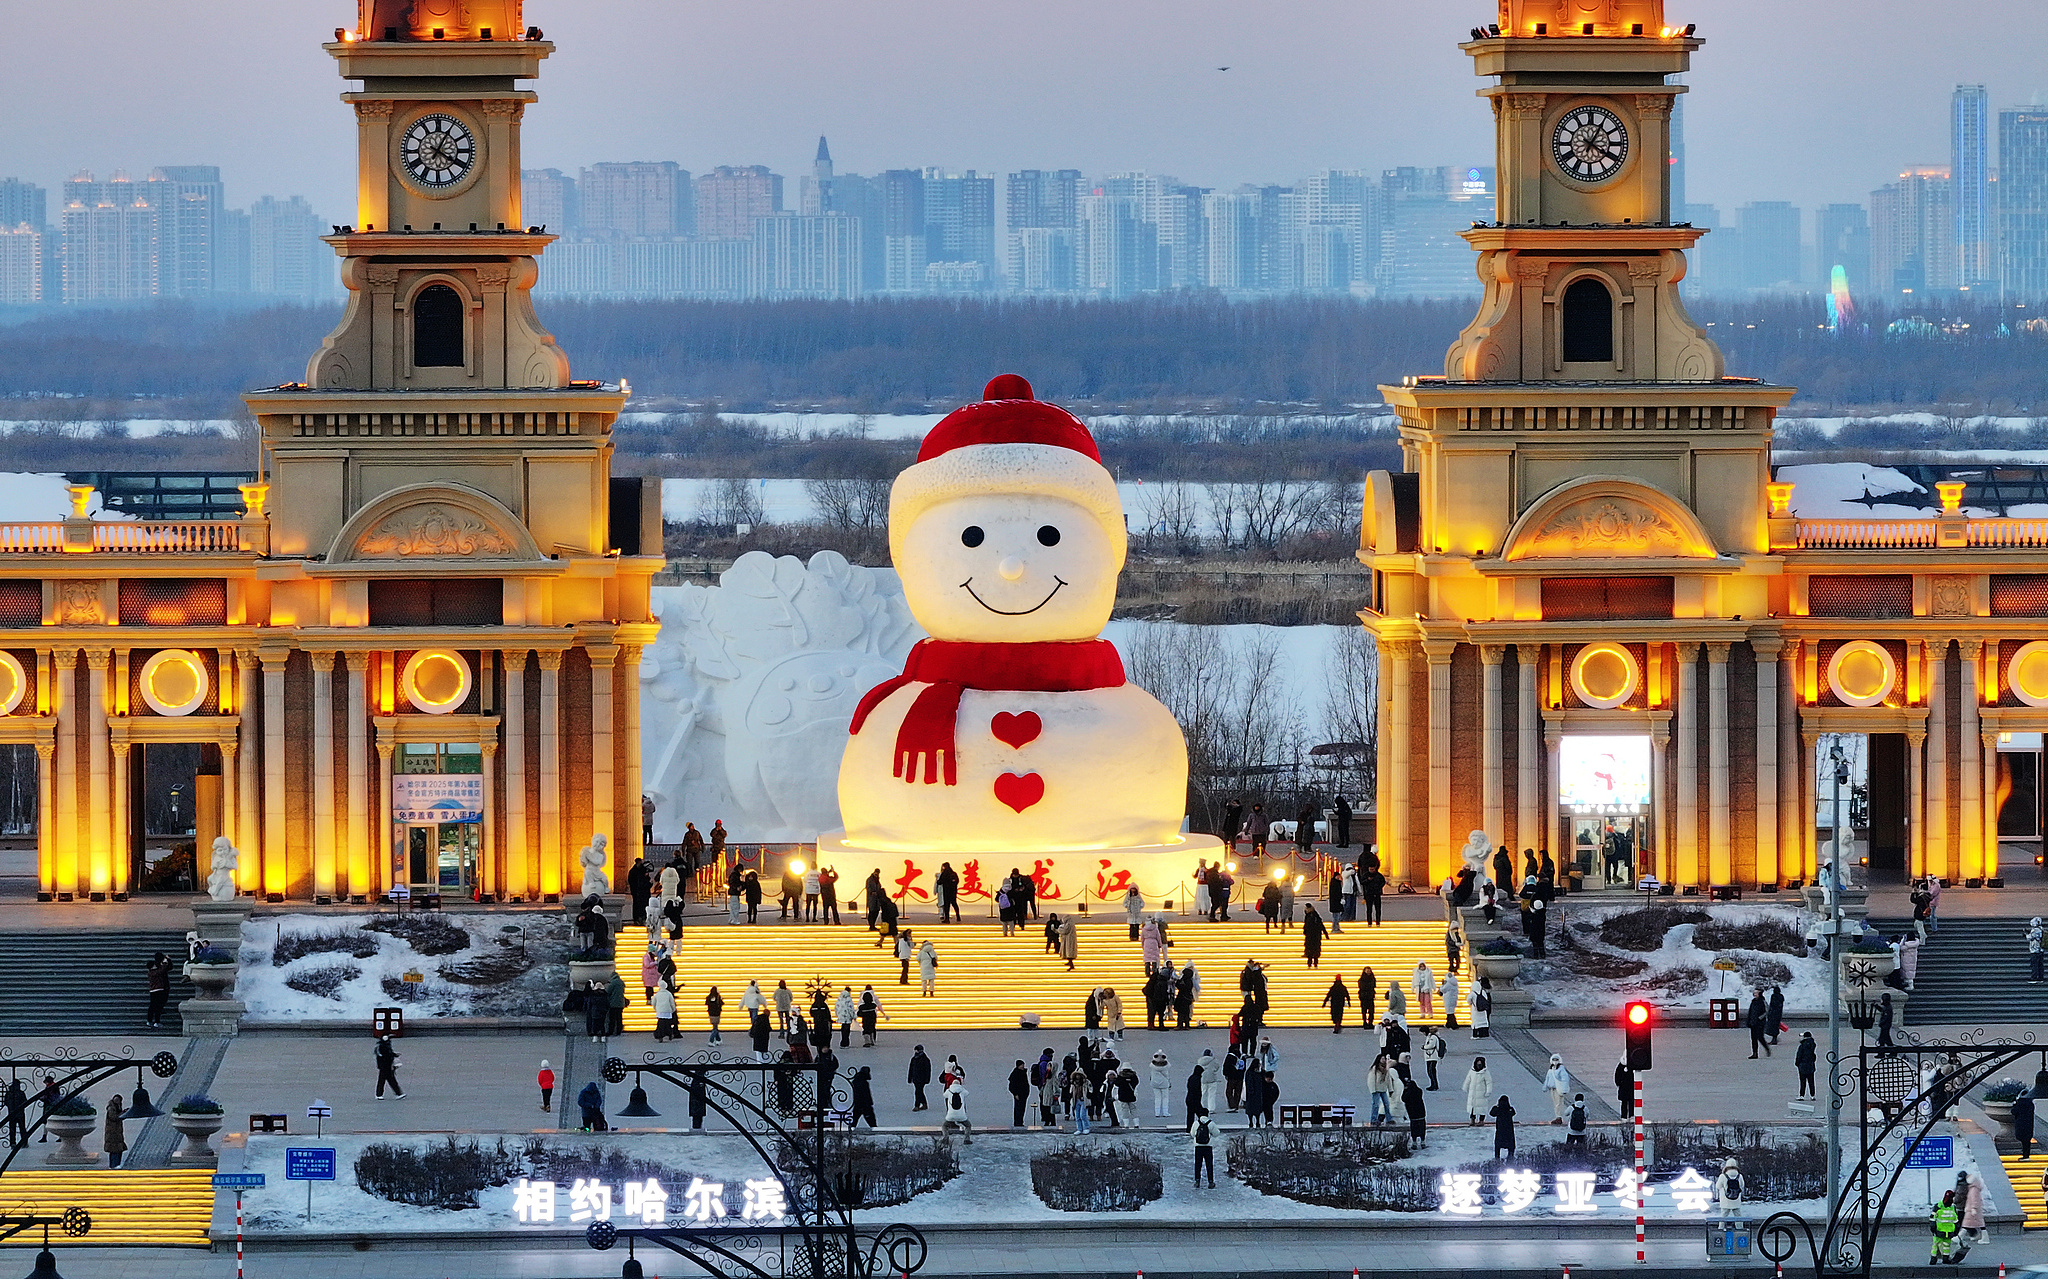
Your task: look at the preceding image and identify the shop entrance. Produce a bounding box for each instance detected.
[405,822,481,892]
[391,740,485,895]
[1559,734,1654,888]
[1572,815,1648,886]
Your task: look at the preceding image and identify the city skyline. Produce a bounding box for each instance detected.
[2,0,2045,225]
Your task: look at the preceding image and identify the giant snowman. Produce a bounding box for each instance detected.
[817,376,1222,891]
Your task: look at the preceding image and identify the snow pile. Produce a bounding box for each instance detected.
[0,473,134,521]
[237,913,569,1023]
[1527,902,1832,1013]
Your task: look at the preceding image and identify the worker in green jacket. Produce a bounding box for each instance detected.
[1929,1190,1960,1264]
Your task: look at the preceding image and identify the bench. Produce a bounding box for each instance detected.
[249,1113,288,1133]
[1277,1104,1355,1128]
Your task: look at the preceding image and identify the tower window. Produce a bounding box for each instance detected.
[412,284,465,367]
[1561,277,1615,363]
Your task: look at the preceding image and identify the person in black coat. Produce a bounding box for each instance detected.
[2,1080,25,1150]
[936,864,961,923]
[1402,1076,1427,1147]
[1334,796,1353,849]
[1173,968,1197,1029]
[850,1066,878,1128]
[1746,991,1772,1058]
[864,870,886,930]
[749,1008,772,1061]
[1008,1060,1031,1128]
[626,857,652,926]
[1616,1060,1635,1117]
[2015,1088,2038,1159]
[1322,976,1350,1032]
[1795,1032,1818,1097]
[742,871,763,923]
[907,1045,933,1111]
[374,1034,405,1098]
[1242,1067,1265,1129]
[1303,908,1326,968]
[1877,993,1895,1048]
[1490,1094,1516,1160]
[688,1073,708,1130]
[1766,985,1786,1045]
[577,1080,607,1132]
[1183,1064,1204,1131]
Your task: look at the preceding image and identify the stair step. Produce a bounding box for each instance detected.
[0,1169,214,1246]
[0,933,195,1034]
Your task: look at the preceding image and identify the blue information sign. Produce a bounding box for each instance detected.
[1904,1137,1955,1169]
[284,1148,337,1181]
[212,1173,266,1189]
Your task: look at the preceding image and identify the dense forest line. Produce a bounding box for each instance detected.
[0,294,2044,422]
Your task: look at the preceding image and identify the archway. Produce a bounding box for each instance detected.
[1561,276,1615,363]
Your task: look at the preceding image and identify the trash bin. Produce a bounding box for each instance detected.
[373,1006,404,1038]
[1707,1218,1752,1260]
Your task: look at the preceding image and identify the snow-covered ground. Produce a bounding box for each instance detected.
[237,913,568,1023]
[1528,902,1831,1012]
[1773,459,2048,519]
[0,472,133,520]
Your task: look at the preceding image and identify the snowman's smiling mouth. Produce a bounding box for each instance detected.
[962,577,1067,616]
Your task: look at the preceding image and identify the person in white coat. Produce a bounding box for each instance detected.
[917,940,939,996]
[1124,886,1145,941]
[1200,1049,1225,1117]
[1542,1053,1571,1123]
[1150,1050,1173,1117]
[834,987,856,1049]
[1471,978,1492,1039]
[1712,1156,1745,1214]
[1101,988,1126,1042]
[1441,968,1461,1030]
[741,980,765,1019]
[1463,1056,1494,1125]
[1413,962,1437,1020]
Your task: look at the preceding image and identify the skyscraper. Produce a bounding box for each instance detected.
[61,171,161,303]
[0,179,47,232]
[1201,191,1262,291]
[249,195,326,299]
[694,166,781,240]
[0,224,43,305]
[1953,86,1993,287]
[580,162,690,238]
[521,168,579,234]
[1377,167,1488,299]
[752,213,861,300]
[1870,167,1956,295]
[1736,201,1801,290]
[151,165,225,297]
[1077,191,1157,297]
[2002,107,2048,300]
[920,169,996,287]
[1006,169,1081,291]
[880,169,926,292]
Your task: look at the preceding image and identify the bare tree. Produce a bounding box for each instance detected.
[711,476,765,529]
[1139,483,1204,555]
[1319,625,1379,813]
[1204,484,1241,553]
[1125,624,1303,831]
[1240,481,1330,554]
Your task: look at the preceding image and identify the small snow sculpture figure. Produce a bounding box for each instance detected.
[579,835,611,898]
[206,837,240,902]
[1460,831,1492,880]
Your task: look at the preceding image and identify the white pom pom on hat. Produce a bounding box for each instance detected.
[888,374,1125,566]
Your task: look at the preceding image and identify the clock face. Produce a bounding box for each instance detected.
[400,113,477,193]
[1552,105,1630,184]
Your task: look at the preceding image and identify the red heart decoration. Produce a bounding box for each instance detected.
[993,772,1045,814]
[991,711,1042,750]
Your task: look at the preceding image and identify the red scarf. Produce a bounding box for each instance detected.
[849,639,1126,786]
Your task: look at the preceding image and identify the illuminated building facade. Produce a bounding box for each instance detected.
[0,1,662,903]
[1363,0,2045,892]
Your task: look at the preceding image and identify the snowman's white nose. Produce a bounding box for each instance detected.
[998,556,1026,581]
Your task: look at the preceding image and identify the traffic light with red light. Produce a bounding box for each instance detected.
[1624,1000,1653,1070]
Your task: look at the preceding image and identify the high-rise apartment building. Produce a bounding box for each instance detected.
[881,169,927,292]
[580,162,690,238]
[152,165,225,297]
[216,206,251,294]
[1737,201,1802,290]
[1007,228,1076,292]
[1377,167,1489,299]
[694,166,780,240]
[1077,192,1157,297]
[61,171,161,303]
[521,168,579,234]
[1005,169,1082,291]
[1953,86,1993,287]
[1007,170,1082,232]
[2002,107,2048,300]
[0,225,43,305]
[249,194,326,299]
[921,169,996,286]
[1817,203,1871,297]
[753,213,861,300]
[1870,167,1956,295]
[1202,192,1262,291]
[0,179,47,232]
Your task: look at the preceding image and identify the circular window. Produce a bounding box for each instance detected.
[2008,641,2048,708]
[1826,641,1897,708]
[1570,642,1639,710]
[138,650,210,717]
[401,650,472,716]
[0,652,25,716]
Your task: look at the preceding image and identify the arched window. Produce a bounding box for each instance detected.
[412,284,465,368]
[1561,277,1615,363]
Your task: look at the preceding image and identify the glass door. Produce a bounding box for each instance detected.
[436,822,479,891]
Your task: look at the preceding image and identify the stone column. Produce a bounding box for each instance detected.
[1650,722,1671,882]
[376,740,396,894]
[1674,642,1700,887]
[261,652,288,900]
[221,741,239,856]
[35,742,55,899]
[1907,728,1927,879]
[1754,638,1780,888]
[110,741,130,898]
[588,644,617,878]
[1516,645,1540,855]
[1984,728,2002,881]
[1425,641,1455,886]
[1706,642,1732,887]
[1545,723,1563,867]
[502,650,530,900]
[236,652,260,890]
[85,649,110,899]
[310,651,338,901]
[620,644,645,869]
[50,651,76,898]
[1778,639,1801,884]
[1480,645,1505,846]
[481,741,499,900]
[346,653,370,900]
[1800,729,1821,882]
[1958,639,1983,880]
[1388,641,1413,884]
[1925,640,1948,880]
[537,649,564,899]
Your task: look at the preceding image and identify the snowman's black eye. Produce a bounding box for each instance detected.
[1037,525,1061,546]
[961,526,984,548]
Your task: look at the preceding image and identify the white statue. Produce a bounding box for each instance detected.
[206,837,240,902]
[579,835,611,898]
[1460,830,1493,879]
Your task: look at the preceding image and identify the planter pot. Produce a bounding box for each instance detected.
[1472,954,1523,989]
[168,1112,223,1163]
[183,963,238,1000]
[1980,1100,2017,1141]
[43,1113,97,1166]
[1838,952,1897,987]
[567,959,616,989]
[1458,907,1505,947]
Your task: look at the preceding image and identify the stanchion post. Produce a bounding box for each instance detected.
[236,1190,245,1279]
[1634,1075,1646,1263]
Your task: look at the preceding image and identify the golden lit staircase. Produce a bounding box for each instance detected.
[611,919,1456,1033]
[0,1169,215,1246]
[2001,1153,2048,1230]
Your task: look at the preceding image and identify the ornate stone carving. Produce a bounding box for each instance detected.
[58,581,102,625]
[353,504,520,558]
[365,265,401,288]
[1929,575,1972,618]
[1634,95,1674,118]
[479,99,524,118]
[475,266,511,287]
[1627,258,1664,280]
[1514,257,1550,281]
[1506,93,1548,120]
[354,101,395,120]
[1521,498,1696,558]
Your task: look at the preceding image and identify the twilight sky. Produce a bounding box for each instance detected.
[5,0,2042,224]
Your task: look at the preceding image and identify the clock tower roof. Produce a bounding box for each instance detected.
[358,0,525,43]
[1497,0,1676,38]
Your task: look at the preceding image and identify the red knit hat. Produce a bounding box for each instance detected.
[890,375,1124,566]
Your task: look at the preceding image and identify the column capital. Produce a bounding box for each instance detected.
[1984,729,2004,750]
[258,648,292,673]
[111,741,131,758]
[500,647,530,665]
[536,650,567,673]
[1705,642,1733,664]
[236,650,263,673]
[222,740,239,758]
[375,740,395,759]
[585,643,619,666]
[34,742,53,761]
[1781,636,1802,661]
[1800,730,1821,748]
[1957,638,1985,662]
[1676,642,1702,663]
[1516,642,1542,667]
[481,741,500,757]
[1421,639,1458,664]
[83,648,111,671]
[345,651,372,674]
[1479,645,1507,666]
[50,648,77,667]
[619,643,643,664]
[308,650,338,674]
[1382,639,1416,662]
[1751,636,1785,660]
[1907,729,1927,749]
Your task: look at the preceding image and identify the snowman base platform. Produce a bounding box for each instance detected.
[812,831,1228,906]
